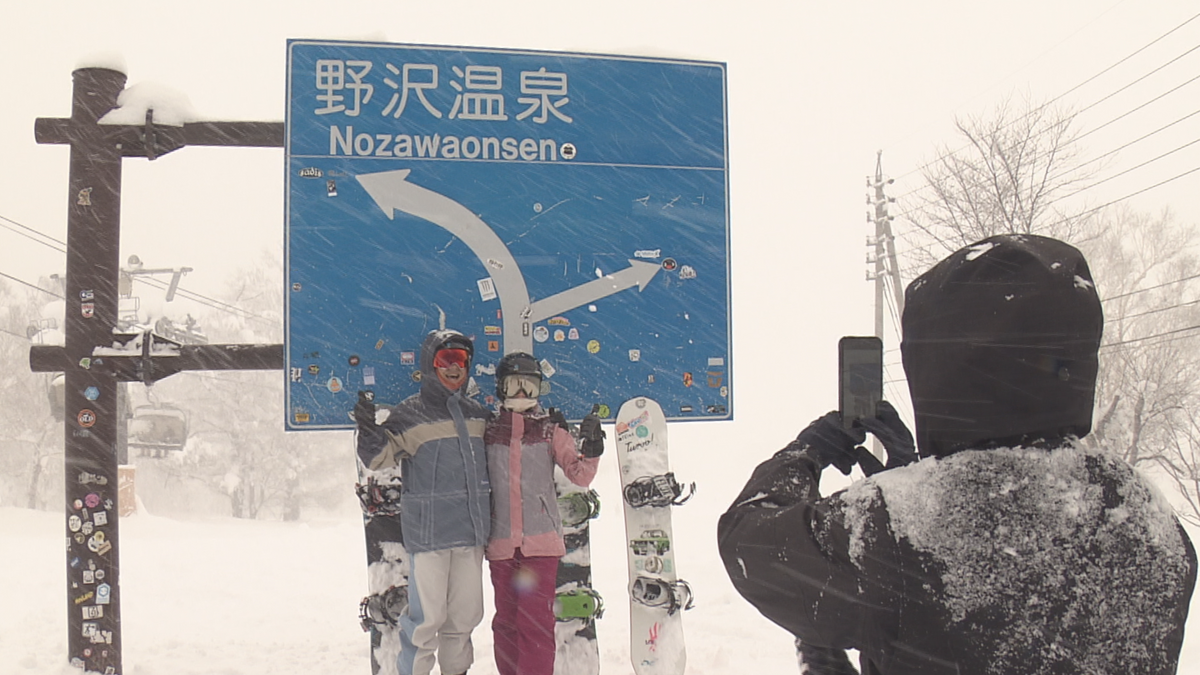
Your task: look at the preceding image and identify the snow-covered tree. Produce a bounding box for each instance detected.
[0,281,64,510]
[137,252,353,519]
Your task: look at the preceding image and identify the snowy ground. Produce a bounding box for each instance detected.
[3,437,1199,675]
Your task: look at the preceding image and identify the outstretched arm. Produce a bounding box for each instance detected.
[717,413,870,650]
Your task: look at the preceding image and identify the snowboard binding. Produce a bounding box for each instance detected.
[622,472,696,508]
[359,584,409,631]
[554,587,606,621]
[356,477,403,517]
[630,575,695,616]
[558,489,602,528]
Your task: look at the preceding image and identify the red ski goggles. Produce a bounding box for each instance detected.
[433,348,470,369]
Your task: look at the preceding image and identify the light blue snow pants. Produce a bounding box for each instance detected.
[398,546,486,675]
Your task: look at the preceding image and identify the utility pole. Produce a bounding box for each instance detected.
[30,66,285,675]
[866,150,905,339]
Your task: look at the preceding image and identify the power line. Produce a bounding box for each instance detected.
[0,271,64,299]
[1071,42,1200,123]
[131,276,276,325]
[892,67,1200,218]
[891,10,1200,189]
[1051,107,1200,179]
[1116,297,1200,321]
[1100,323,1200,349]
[890,19,1200,222]
[896,162,1200,266]
[0,209,276,325]
[1049,134,1200,204]
[1103,271,1200,301]
[0,215,66,254]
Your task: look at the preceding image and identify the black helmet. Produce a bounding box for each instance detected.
[901,234,1103,457]
[438,332,474,359]
[495,351,541,400]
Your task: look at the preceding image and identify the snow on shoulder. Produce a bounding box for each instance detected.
[842,441,1192,671]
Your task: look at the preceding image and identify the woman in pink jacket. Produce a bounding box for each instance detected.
[483,352,605,675]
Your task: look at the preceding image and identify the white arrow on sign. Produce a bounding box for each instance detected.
[528,260,660,324]
[357,169,535,352]
[356,168,660,355]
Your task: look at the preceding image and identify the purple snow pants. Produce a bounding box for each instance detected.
[488,549,561,675]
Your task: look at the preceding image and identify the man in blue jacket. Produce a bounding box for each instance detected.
[357,329,491,675]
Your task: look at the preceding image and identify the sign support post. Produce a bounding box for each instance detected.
[31,66,286,675]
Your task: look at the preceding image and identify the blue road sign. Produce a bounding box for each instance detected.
[285,40,730,428]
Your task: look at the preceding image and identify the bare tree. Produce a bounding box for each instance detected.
[905,94,1100,270]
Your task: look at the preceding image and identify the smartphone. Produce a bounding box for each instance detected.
[839,336,883,429]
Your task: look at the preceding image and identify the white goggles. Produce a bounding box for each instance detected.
[501,374,541,398]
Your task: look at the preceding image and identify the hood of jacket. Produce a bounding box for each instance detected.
[418,329,475,407]
[901,234,1103,458]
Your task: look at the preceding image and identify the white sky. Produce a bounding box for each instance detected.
[2,0,1199,449]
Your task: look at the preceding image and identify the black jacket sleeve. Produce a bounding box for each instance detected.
[717,446,881,651]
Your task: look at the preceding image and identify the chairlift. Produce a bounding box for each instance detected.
[127,405,189,457]
[154,314,208,345]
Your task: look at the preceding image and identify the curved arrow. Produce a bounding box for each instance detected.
[357,169,535,353]
[529,260,660,323]
[356,169,664,356]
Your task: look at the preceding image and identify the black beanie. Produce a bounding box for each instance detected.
[901,234,1103,457]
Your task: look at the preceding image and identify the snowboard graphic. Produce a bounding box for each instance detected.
[553,467,604,675]
[615,397,695,675]
[355,406,410,675]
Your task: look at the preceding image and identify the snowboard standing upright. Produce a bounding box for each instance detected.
[553,465,604,675]
[355,397,410,675]
[615,397,695,675]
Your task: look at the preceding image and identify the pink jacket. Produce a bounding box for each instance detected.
[484,408,599,560]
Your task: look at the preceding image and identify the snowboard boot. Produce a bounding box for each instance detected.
[359,584,409,631]
[630,575,695,615]
[555,587,605,621]
[622,472,696,507]
[356,477,403,516]
[558,489,602,528]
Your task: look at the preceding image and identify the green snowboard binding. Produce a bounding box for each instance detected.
[558,488,602,528]
[554,587,606,621]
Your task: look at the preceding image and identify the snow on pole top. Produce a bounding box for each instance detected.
[97,82,199,127]
[76,51,128,74]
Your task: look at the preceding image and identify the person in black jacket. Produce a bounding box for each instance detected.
[718,234,1197,675]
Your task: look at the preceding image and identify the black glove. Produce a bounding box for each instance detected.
[547,407,571,433]
[795,639,859,675]
[354,391,377,430]
[785,412,867,475]
[578,406,606,458]
[856,400,917,471]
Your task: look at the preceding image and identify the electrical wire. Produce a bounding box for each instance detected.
[1048,135,1200,204]
[1100,323,1200,349]
[890,34,1200,223]
[1103,271,1200,301]
[891,10,1200,190]
[0,271,64,299]
[0,210,276,324]
[0,215,66,253]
